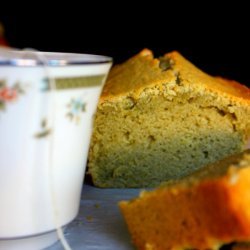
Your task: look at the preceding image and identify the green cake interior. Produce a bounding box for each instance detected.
[88,79,248,188]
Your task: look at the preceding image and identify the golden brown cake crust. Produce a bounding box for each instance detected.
[100,49,176,103]
[215,77,250,100]
[100,49,250,104]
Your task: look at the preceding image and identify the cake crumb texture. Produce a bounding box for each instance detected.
[88,49,250,188]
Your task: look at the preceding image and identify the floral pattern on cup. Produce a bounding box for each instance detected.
[0,80,25,111]
[66,98,87,124]
[34,118,52,139]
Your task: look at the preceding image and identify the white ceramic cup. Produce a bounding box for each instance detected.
[0,49,112,249]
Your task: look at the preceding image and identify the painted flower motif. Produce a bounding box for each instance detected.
[0,87,17,101]
[34,118,51,138]
[0,80,25,111]
[66,97,87,124]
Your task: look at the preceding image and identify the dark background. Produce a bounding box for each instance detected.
[1,7,249,86]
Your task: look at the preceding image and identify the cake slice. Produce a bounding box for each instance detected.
[119,149,250,250]
[88,49,250,187]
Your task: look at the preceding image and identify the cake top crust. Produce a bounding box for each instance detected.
[100,49,250,104]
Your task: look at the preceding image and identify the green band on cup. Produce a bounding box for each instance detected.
[41,75,105,91]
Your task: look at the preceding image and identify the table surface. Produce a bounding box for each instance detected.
[47,184,142,250]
